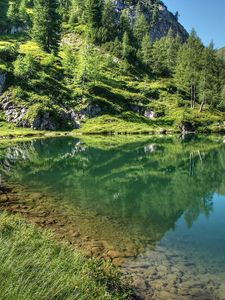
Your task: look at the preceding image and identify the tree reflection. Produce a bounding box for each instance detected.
[0,136,224,244]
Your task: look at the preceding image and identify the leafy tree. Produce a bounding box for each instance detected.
[32,0,61,54]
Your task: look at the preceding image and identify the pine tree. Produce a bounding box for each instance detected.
[0,0,9,27]
[118,9,131,40]
[151,37,168,75]
[165,29,181,74]
[32,0,61,54]
[199,44,219,111]
[85,0,103,42]
[122,31,131,60]
[69,0,85,24]
[19,0,29,24]
[175,30,204,108]
[101,0,117,42]
[7,0,19,25]
[139,34,152,71]
[133,4,150,45]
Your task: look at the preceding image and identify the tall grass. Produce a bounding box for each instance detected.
[0,213,132,300]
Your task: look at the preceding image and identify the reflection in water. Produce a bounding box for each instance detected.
[0,135,225,299]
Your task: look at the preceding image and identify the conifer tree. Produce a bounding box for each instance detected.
[32,0,61,54]
[85,0,103,42]
[133,4,150,45]
[69,0,85,24]
[199,44,219,111]
[122,32,131,60]
[118,9,131,40]
[0,0,9,27]
[175,30,204,108]
[101,0,117,42]
[151,37,168,75]
[139,34,152,71]
[7,0,19,25]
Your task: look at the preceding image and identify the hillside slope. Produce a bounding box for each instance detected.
[0,0,225,134]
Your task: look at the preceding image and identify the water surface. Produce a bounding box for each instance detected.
[0,135,225,299]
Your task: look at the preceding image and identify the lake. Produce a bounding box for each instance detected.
[0,135,225,300]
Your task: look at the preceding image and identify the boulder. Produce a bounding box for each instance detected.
[180,122,196,133]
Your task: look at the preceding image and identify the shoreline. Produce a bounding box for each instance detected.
[0,127,225,141]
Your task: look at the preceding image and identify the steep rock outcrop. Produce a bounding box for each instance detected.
[0,93,102,130]
[114,0,188,41]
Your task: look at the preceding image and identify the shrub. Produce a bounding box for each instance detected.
[13,54,37,79]
[0,43,19,62]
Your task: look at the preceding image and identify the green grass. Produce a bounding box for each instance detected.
[0,212,132,300]
[1,31,225,134]
[77,114,158,134]
[0,120,70,139]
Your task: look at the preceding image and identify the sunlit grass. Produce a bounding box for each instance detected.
[0,213,131,300]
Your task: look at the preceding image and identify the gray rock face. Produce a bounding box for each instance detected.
[113,0,188,41]
[10,26,25,34]
[0,93,102,130]
[0,73,6,95]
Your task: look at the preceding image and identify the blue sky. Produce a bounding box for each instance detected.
[163,0,225,49]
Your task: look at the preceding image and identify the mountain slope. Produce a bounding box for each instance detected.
[114,0,188,41]
[0,0,224,134]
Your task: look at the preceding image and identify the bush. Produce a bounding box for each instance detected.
[13,54,37,79]
[0,43,19,62]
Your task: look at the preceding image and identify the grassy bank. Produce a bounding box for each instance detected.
[0,122,71,139]
[0,212,132,300]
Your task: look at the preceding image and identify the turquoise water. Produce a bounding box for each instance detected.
[1,135,225,299]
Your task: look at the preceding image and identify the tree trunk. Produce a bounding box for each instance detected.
[190,85,193,108]
[193,85,196,109]
[199,98,205,112]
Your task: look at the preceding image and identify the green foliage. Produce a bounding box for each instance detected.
[85,0,104,43]
[0,43,19,62]
[1,0,225,133]
[7,0,29,26]
[0,0,9,27]
[32,0,61,53]
[13,54,36,79]
[0,213,132,300]
[101,0,117,42]
[133,4,150,45]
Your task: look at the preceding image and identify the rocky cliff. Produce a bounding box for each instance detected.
[114,0,188,41]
